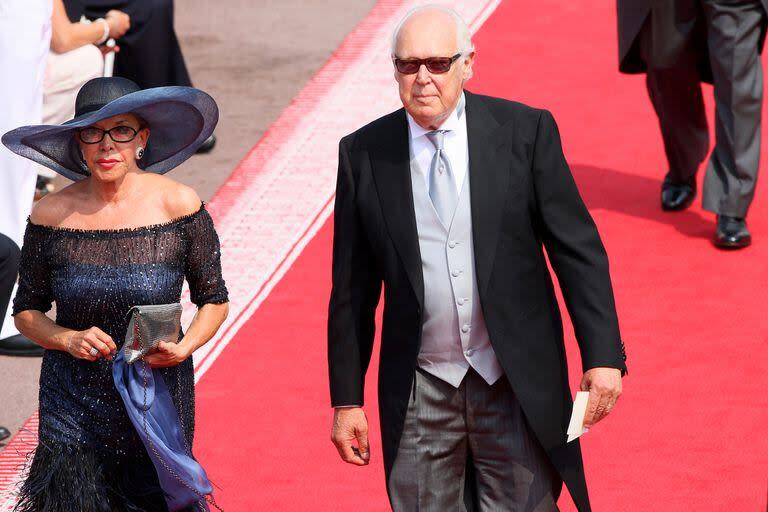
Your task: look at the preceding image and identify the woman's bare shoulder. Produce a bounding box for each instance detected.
[150,175,202,219]
[29,182,85,226]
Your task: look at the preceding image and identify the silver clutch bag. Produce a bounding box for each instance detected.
[123,303,183,364]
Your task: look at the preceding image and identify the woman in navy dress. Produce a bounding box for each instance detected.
[3,77,227,511]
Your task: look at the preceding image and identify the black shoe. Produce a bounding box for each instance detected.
[661,178,696,211]
[0,334,44,357]
[0,427,10,442]
[714,215,751,249]
[196,134,216,154]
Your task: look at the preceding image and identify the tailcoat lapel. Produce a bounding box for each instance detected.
[466,91,512,297]
[370,109,425,308]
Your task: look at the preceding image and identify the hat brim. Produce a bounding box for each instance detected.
[1,86,218,182]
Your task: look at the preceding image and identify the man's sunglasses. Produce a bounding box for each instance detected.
[393,53,463,75]
[78,125,143,144]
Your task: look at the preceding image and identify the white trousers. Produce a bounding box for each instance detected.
[0,0,52,338]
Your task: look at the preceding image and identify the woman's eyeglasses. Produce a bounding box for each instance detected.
[78,125,142,144]
[393,53,463,75]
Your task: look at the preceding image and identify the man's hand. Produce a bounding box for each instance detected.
[580,367,622,428]
[331,407,370,466]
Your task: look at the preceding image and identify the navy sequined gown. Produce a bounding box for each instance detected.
[12,205,228,512]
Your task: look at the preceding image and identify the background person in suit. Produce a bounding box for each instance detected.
[617,0,768,248]
[328,6,627,511]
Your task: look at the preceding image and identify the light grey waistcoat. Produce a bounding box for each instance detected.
[410,158,504,388]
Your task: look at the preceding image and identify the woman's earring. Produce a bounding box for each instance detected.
[136,147,144,160]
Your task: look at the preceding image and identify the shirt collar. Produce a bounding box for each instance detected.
[407,92,466,142]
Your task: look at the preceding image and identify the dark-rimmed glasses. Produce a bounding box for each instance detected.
[78,125,142,144]
[393,53,463,75]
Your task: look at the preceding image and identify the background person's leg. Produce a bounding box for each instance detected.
[0,235,21,335]
[0,235,37,357]
[639,16,710,210]
[701,0,765,219]
[645,66,709,187]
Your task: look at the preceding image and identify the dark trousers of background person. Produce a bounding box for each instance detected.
[640,0,766,218]
[0,234,20,438]
[0,234,21,335]
[63,0,192,89]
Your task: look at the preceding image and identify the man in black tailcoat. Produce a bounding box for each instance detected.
[328,6,627,511]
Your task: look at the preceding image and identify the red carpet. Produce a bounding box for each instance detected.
[193,1,768,510]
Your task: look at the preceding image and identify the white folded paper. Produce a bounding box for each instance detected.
[566,391,590,443]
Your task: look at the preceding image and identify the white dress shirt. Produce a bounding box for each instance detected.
[406,93,468,194]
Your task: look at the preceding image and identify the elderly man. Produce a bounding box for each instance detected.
[328,6,627,512]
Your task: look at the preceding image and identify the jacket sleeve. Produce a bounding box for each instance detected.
[531,110,627,374]
[327,136,382,406]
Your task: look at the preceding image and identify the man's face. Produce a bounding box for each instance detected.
[394,10,474,129]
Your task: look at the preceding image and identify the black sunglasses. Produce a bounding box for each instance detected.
[78,125,143,144]
[393,53,463,75]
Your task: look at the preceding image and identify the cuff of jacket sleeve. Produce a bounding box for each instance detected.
[582,340,628,376]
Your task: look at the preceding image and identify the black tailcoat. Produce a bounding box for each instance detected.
[617,0,768,81]
[328,91,627,512]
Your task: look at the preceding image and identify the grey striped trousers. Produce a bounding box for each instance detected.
[388,368,561,511]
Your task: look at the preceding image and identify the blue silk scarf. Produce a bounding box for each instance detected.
[113,350,213,511]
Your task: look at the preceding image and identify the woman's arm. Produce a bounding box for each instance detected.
[14,309,116,361]
[144,302,229,368]
[50,0,130,54]
[145,182,230,368]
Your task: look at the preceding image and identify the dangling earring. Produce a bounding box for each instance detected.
[136,147,144,160]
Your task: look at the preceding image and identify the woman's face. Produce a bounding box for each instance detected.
[77,113,150,183]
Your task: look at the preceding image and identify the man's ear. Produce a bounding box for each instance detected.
[462,51,476,80]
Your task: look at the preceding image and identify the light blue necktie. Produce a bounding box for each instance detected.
[426,130,458,226]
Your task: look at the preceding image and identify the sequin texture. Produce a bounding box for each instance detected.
[12,204,228,510]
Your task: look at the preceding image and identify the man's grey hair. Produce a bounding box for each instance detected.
[390,4,475,56]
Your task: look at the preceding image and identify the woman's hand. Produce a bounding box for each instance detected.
[99,44,120,56]
[144,341,192,368]
[67,327,116,361]
[105,10,130,39]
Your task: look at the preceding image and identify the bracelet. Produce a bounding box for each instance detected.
[66,331,77,354]
[95,18,110,45]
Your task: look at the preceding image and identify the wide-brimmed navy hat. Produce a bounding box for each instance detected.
[1,77,218,182]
